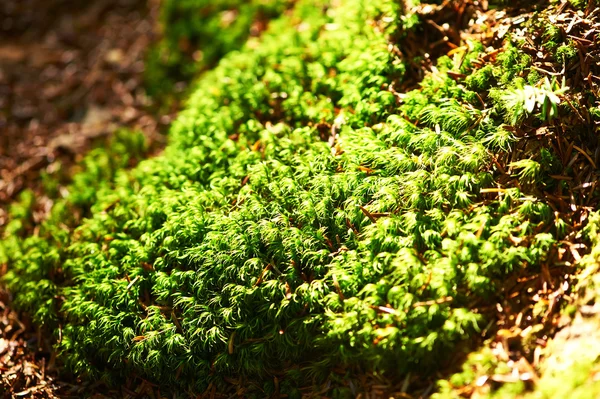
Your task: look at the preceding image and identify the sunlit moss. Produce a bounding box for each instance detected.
[0,0,595,397]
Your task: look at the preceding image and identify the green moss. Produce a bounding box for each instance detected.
[568,0,588,10]
[555,42,577,64]
[145,0,292,99]
[0,0,596,397]
[466,65,495,91]
[1,130,148,326]
[527,69,542,86]
[496,43,531,85]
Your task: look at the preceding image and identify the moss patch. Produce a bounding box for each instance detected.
[3,0,600,397]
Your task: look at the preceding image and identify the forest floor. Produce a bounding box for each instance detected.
[0,0,173,397]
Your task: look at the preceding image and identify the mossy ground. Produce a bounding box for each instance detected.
[2,0,600,397]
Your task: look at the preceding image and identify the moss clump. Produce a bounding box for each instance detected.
[2,130,148,326]
[2,0,599,397]
[145,0,291,98]
[568,0,589,10]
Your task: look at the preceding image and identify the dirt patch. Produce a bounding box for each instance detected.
[0,288,60,398]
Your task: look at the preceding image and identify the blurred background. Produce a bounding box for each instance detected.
[0,0,168,211]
